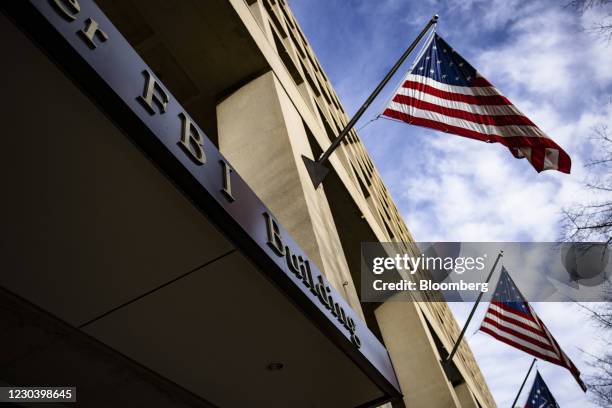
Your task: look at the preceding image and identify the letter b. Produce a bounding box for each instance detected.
[178,113,206,165]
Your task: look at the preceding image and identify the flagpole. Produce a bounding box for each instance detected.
[443,250,503,369]
[511,358,537,408]
[302,14,439,188]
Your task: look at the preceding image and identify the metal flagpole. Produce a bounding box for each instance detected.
[511,358,537,408]
[302,14,439,188]
[442,250,503,370]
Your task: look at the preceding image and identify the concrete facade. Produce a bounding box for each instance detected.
[376,301,462,408]
[217,71,362,315]
[214,1,497,406]
[217,0,495,407]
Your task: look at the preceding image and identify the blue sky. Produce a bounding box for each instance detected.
[289,0,612,406]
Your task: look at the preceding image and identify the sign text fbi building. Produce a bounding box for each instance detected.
[0,0,401,405]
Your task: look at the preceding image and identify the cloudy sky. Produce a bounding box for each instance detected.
[289,0,612,406]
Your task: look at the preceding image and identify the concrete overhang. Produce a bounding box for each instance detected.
[0,1,401,406]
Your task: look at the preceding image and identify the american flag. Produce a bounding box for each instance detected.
[479,267,586,392]
[382,33,571,174]
[524,371,560,408]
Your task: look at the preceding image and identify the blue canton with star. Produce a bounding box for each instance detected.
[411,33,478,86]
[525,372,560,408]
[492,267,531,314]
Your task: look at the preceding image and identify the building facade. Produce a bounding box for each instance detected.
[0,0,494,406]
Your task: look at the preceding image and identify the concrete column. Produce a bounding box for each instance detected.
[216,71,362,317]
[454,382,479,408]
[375,300,461,408]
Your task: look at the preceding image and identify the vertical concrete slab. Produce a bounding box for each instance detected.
[375,301,461,408]
[216,71,362,316]
[455,382,480,408]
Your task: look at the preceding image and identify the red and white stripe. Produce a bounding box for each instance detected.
[382,73,571,173]
[479,301,587,391]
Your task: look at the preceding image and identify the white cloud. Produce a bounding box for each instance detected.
[475,5,612,105]
[391,99,612,244]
